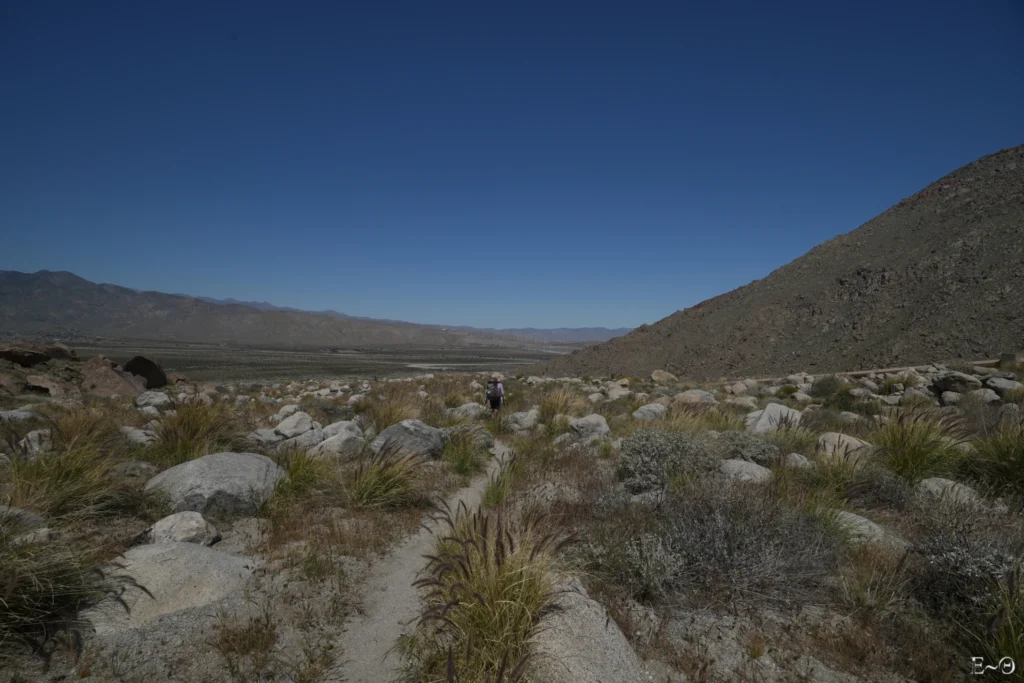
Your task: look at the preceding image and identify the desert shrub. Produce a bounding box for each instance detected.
[586,483,840,605]
[263,450,339,520]
[956,393,1008,436]
[839,545,911,621]
[909,502,1024,621]
[400,505,568,682]
[618,429,715,494]
[710,431,779,466]
[842,468,912,510]
[963,418,1024,495]
[0,526,131,661]
[349,445,426,508]
[822,391,857,412]
[873,411,965,482]
[810,375,845,398]
[538,387,586,423]
[776,384,799,398]
[150,402,247,466]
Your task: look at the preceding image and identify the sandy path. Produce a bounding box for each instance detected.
[333,440,509,683]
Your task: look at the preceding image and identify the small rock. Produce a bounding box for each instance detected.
[310,431,365,460]
[932,371,982,394]
[587,392,604,403]
[322,420,363,439]
[969,388,1002,405]
[0,409,36,422]
[136,391,172,409]
[918,477,983,507]
[632,403,667,421]
[783,453,811,468]
[833,510,907,548]
[816,432,872,466]
[745,403,802,435]
[725,396,759,410]
[987,377,1024,396]
[120,425,158,445]
[651,369,677,383]
[444,403,489,420]
[570,414,610,441]
[18,429,52,458]
[838,411,862,423]
[720,459,771,483]
[274,411,314,438]
[149,511,221,545]
[674,389,717,405]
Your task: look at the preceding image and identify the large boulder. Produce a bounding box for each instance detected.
[817,432,873,466]
[370,419,444,457]
[632,403,667,421]
[444,402,490,420]
[744,403,802,435]
[84,543,254,634]
[144,452,286,516]
[25,374,79,399]
[530,580,647,683]
[122,356,168,389]
[148,511,221,545]
[310,431,365,460]
[570,414,610,441]
[274,411,314,438]
[986,376,1024,397]
[651,369,677,383]
[81,356,144,398]
[508,408,540,431]
[0,344,50,367]
[322,420,363,439]
[674,389,717,405]
[932,371,982,394]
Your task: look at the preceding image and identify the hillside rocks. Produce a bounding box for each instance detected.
[0,344,52,367]
[148,511,221,545]
[932,371,982,393]
[530,580,647,683]
[123,355,168,388]
[82,356,145,398]
[310,431,365,459]
[25,374,79,398]
[507,408,540,431]
[144,452,286,516]
[85,543,255,635]
[651,369,677,382]
[0,372,27,395]
[444,402,489,420]
[528,146,1024,380]
[675,389,717,405]
[137,391,172,409]
[370,419,444,457]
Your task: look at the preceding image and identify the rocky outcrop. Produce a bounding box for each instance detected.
[123,356,168,389]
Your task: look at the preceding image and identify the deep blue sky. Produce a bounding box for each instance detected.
[2,2,1022,328]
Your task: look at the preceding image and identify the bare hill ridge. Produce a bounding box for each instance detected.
[530,144,1024,380]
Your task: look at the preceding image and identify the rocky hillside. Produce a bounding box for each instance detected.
[531,145,1024,380]
[0,271,513,348]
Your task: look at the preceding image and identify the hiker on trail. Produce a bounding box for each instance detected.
[486,375,505,417]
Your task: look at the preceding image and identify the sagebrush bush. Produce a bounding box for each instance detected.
[586,483,840,606]
[873,411,965,482]
[618,429,715,494]
[810,375,845,398]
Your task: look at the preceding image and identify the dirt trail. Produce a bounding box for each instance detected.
[333,440,509,683]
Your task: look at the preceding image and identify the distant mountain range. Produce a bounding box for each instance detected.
[0,270,630,347]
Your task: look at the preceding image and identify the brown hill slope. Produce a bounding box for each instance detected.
[0,271,510,348]
[530,145,1024,380]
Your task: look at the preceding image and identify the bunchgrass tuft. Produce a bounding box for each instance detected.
[349,442,426,508]
[149,402,247,466]
[963,418,1024,495]
[872,410,965,482]
[442,430,486,478]
[537,387,586,424]
[4,445,114,520]
[482,452,520,509]
[400,502,570,682]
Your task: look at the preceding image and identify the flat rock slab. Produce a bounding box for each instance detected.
[530,580,647,683]
[84,543,254,634]
[144,452,286,517]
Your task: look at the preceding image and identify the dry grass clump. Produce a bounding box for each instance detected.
[483,452,521,509]
[0,521,134,662]
[441,428,488,478]
[665,404,744,434]
[762,422,818,455]
[3,445,115,520]
[872,410,965,482]
[150,401,248,466]
[964,417,1024,495]
[400,503,570,682]
[349,443,427,508]
[810,375,846,398]
[359,388,421,434]
[537,387,586,424]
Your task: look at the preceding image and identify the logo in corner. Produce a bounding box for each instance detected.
[971,656,1016,675]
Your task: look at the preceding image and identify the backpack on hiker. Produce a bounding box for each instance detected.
[486,379,502,401]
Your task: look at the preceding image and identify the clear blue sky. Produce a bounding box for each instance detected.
[2,1,1022,329]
